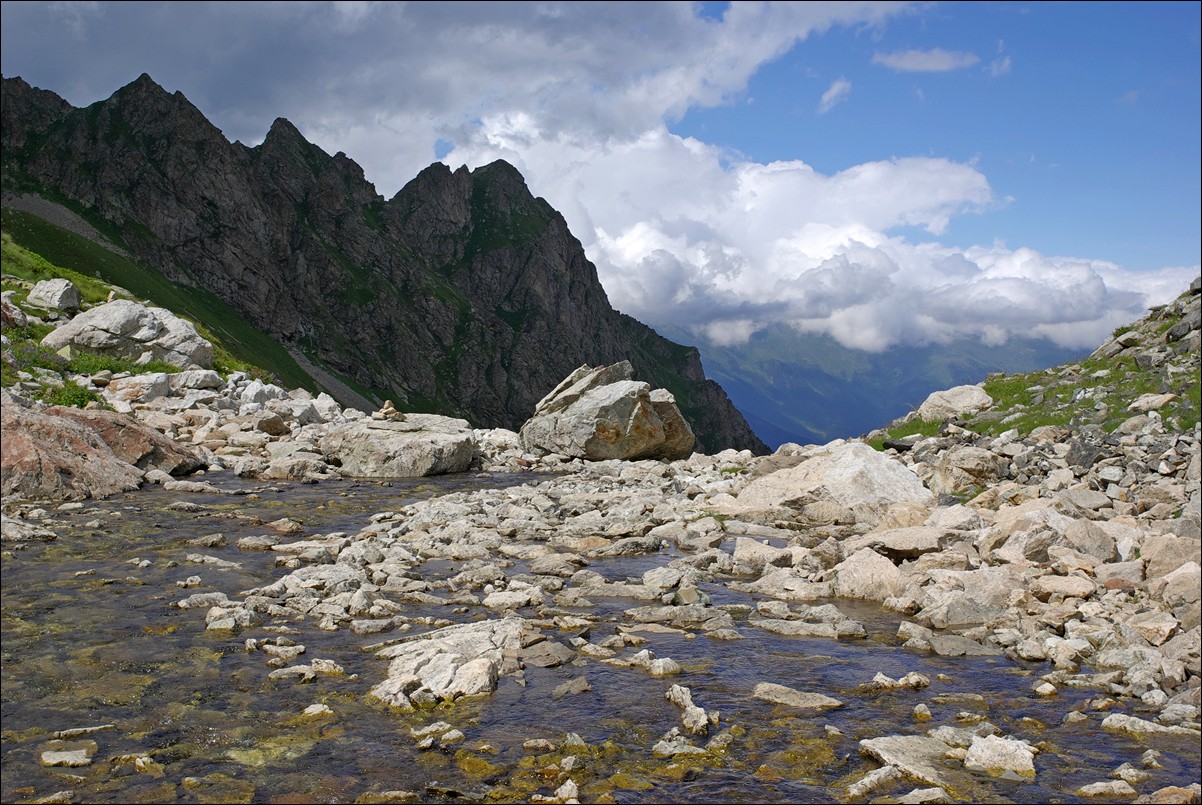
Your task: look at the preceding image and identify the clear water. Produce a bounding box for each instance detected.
[2,472,1198,803]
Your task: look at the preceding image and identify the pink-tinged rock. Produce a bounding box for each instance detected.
[1,292,28,327]
[49,406,204,476]
[1,401,142,501]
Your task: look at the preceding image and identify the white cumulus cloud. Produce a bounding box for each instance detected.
[872,47,981,72]
[818,77,852,114]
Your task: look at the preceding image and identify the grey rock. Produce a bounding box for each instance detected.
[519,362,694,461]
[321,414,475,477]
[41,299,213,368]
[752,682,843,710]
[26,278,81,311]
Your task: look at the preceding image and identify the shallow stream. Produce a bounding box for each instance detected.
[2,472,1198,803]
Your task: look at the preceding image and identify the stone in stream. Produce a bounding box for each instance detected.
[858,735,964,789]
[319,414,477,478]
[752,682,843,710]
[370,618,532,709]
[1078,780,1138,797]
[601,648,682,677]
[39,739,98,767]
[551,676,592,701]
[665,684,714,736]
[846,765,903,798]
[962,734,1037,779]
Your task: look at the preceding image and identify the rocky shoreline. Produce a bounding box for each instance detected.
[2,281,1200,803]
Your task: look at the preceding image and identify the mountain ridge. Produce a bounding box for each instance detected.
[1,73,766,454]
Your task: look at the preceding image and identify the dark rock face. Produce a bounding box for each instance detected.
[1,74,765,455]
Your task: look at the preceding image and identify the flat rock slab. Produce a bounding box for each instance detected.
[859,735,964,788]
[752,682,843,710]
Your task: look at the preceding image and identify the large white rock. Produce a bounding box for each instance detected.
[833,548,916,601]
[41,299,213,368]
[320,413,476,477]
[519,362,694,461]
[26,278,82,311]
[729,442,932,526]
[916,385,993,421]
[859,735,962,788]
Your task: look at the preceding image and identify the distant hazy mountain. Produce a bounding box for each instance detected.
[660,323,1086,448]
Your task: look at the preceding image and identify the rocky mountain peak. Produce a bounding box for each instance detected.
[0,73,767,454]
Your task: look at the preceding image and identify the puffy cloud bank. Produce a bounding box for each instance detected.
[447,120,1195,352]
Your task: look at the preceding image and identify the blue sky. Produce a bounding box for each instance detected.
[2,1,1198,352]
[672,2,1201,273]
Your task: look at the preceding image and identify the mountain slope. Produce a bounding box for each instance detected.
[1,74,765,454]
[867,279,1201,446]
[662,323,1086,447]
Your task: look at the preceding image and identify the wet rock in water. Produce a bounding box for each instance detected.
[551,676,592,701]
[354,790,422,804]
[301,703,334,718]
[651,727,708,757]
[846,765,903,798]
[1,514,57,542]
[895,788,955,804]
[39,739,97,767]
[866,671,931,691]
[601,648,682,676]
[898,622,1002,657]
[266,658,345,682]
[665,684,714,736]
[182,772,255,803]
[206,604,261,631]
[1078,780,1139,797]
[1101,713,1199,737]
[370,618,530,708]
[962,734,1037,779]
[752,682,843,710]
[1133,785,1202,804]
[859,734,966,789]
